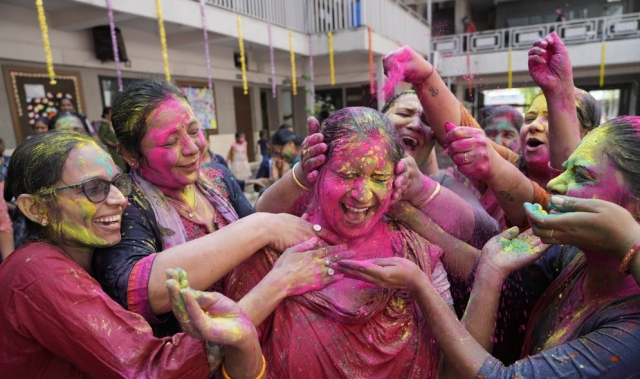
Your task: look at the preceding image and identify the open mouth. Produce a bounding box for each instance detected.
[402,137,419,151]
[93,214,121,228]
[526,138,545,149]
[341,203,372,224]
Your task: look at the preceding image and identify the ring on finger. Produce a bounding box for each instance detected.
[313,224,322,232]
[550,229,556,240]
[327,268,335,276]
[463,152,470,164]
[324,257,331,266]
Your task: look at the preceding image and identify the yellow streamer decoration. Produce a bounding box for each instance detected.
[35,0,56,85]
[155,0,171,82]
[289,31,297,96]
[237,17,248,95]
[599,40,606,87]
[507,49,513,89]
[328,31,335,86]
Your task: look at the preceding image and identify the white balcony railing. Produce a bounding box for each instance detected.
[204,0,430,49]
[432,12,640,56]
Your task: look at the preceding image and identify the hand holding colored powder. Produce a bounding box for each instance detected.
[481,227,549,277]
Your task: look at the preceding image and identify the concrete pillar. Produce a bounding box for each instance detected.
[376,54,385,112]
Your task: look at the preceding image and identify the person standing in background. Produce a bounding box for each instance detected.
[227,132,252,181]
[556,7,566,22]
[97,106,126,170]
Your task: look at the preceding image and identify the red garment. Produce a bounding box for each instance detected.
[226,223,443,379]
[0,242,211,378]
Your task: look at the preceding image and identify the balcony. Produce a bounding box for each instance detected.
[431,12,640,79]
[203,0,432,55]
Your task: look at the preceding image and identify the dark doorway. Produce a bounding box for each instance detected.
[233,87,255,161]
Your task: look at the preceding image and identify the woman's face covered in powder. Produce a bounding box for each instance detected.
[317,135,395,240]
[520,95,550,169]
[138,96,206,190]
[385,93,433,168]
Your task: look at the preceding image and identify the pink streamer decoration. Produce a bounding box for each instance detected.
[381,48,412,99]
[268,24,276,98]
[199,0,213,94]
[106,0,123,92]
[308,35,315,100]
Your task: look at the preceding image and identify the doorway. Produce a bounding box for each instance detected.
[233,87,255,161]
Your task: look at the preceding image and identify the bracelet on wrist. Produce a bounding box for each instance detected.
[417,182,441,208]
[291,162,310,191]
[222,354,266,379]
[619,238,640,276]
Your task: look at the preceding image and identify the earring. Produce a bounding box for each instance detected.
[41,219,49,226]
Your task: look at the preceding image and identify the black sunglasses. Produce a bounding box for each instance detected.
[54,173,132,203]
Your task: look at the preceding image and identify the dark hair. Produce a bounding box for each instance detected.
[111,80,187,160]
[597,116,640,198]
[5,131,97,237]
[381,90,416,114]
[102,106,112,119]
[48,111,85,131]
[34,116,50,125]
[271,128,298,146]
[481,105,523,132]
[235,132,245,139]
[321,107,404,165]
[574,88,601,133]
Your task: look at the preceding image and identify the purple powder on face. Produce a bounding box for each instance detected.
[382,49,412,100]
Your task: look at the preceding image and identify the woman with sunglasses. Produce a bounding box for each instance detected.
[93,80,347,338]
[0,132,265,377]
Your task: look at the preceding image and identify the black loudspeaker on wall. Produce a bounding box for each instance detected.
[92,25,128,62]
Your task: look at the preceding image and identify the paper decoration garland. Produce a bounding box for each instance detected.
[328,31,335,86]
[599,40,606,87]
[35,0,56,85]
[155,0,171,82]
[199,0,213,93]
[268,24,276,98]
[308,35,315,100]
[368,27,374,94]
[237,17,248,95]
[106,0,123,91]
[507,49,512,89]
[289,31,297,96]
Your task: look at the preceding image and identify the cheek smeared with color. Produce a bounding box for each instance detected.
[53,197,110,247]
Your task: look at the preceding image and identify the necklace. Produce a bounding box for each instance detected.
[166,189,197,218]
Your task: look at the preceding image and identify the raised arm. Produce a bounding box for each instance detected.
[528,32,581,170]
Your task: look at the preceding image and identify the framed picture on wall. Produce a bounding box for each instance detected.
[176,80,218,135]
[3,66,85,143]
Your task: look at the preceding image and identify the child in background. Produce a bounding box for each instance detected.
[227,132,252,181]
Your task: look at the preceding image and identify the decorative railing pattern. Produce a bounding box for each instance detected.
[432,12,640,56]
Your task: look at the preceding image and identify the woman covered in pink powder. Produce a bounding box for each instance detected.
[226,107,453,378]
[227,132,252,181]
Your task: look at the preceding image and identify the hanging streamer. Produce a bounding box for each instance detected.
[155,0,171,82]
[268,24,276,98]
[308,35,315,100]
[368,27,374,94]
[599,40,606,87]
[35,0,56,85]
[106,0,123,92]
[237,17,248,95]
[199,0,213,93]
[328,31,335,86]
[507,49,513,89]
[289,31,297,96]
[466,53,473,97]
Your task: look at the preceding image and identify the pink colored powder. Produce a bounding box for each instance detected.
[382,49,412,100]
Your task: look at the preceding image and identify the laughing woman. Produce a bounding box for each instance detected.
[226,107,453,378]
[94,80,345,337]
[0,132,263,378]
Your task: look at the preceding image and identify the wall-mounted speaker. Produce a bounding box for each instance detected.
[92,26,128,62]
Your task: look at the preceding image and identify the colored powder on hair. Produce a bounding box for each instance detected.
[382,49,412,100]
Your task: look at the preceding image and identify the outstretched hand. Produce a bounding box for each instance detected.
[165,268,256,346]
[480,227,549,278]
[443,121,499,181]
[528,32,573,94]
[333,257,426,291]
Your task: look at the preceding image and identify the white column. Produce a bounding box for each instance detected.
[376,54,385,112]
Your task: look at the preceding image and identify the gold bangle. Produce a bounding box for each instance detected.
[222,354,266,379]
[619,239,640,276]
[418,182,441,208]
[291,162,310,191]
